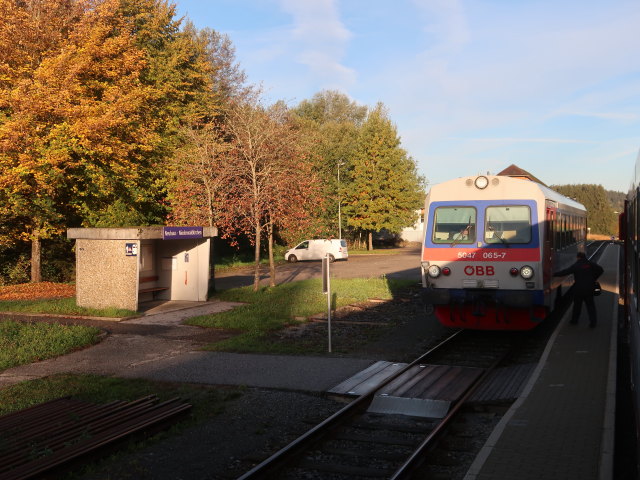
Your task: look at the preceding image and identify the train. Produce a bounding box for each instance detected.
[421,172,587,330]
[622,148,640,468]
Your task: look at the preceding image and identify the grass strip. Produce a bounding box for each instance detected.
[0,321,101,371]
[189,277,414,352]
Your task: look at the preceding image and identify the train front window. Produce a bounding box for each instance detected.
[432,207,476,244]
[485,206,531,244]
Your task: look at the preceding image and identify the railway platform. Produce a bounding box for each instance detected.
[464,243,620,480]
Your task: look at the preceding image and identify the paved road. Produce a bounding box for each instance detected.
[213,246,423,291]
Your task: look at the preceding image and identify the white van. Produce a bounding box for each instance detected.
[284,239,348,263]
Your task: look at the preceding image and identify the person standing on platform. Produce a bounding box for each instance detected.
[553,252,604,327]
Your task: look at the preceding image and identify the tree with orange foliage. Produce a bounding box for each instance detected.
[0,0,89,281]
[0,0,213,282]
[168,124,230,229]
[218,98,322,290]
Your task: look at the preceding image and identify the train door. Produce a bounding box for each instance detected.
[544,204,556,295]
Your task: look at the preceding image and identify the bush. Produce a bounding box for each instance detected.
[1,254,30,286]
[41,258,75,283]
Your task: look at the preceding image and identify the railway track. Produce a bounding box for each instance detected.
[234,243,608,479]
[237,330,519,480]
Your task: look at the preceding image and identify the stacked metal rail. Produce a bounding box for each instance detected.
[0,395,191,480]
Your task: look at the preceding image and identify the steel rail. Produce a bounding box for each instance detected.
[390,349,510,479]
[588,241,608,261]
[237,329,464,480]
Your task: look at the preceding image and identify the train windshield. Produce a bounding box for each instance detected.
[485,206,531,244]
[432,207,476,244]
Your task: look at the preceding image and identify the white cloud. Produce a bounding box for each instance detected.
[554,111,639,122]
[278,0,355,88]
[370,0,640,174]
[176,0,640,191]
[280,0,351,43]
[412,0,470,54]
[453,137,597,145]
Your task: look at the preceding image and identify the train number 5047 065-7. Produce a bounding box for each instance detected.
[456,251,507,260]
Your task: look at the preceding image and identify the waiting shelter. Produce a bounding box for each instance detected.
[67,226,217,312]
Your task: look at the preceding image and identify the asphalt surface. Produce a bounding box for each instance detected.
[213,245,422,290]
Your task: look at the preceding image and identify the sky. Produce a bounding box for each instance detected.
[174,0,640,193]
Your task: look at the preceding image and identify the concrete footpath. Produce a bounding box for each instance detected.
[0,300,374,392]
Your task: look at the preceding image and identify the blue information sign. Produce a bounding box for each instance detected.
[162,226,204,240]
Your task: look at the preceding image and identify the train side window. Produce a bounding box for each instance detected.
[432,207,476,244]
[485,206,531,244]
[570,215,576,244]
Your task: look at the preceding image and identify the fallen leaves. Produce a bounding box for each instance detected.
[0,282,75,301]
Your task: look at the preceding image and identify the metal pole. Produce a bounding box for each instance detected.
[322,255,332,353]
[337,163,342,239]
[327,255,331,353]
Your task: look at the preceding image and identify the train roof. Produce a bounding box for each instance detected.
[428,174,586,212]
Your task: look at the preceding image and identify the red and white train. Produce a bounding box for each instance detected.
[421,173,587,330]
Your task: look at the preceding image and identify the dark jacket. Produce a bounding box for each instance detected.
[554,258,604,296]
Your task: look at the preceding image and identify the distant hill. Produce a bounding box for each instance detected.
[551,184,621,235]
[607,190,625,214]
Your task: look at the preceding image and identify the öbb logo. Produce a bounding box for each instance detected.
[464,265,495,276]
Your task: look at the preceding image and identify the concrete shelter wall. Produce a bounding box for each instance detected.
[76,239,138,311]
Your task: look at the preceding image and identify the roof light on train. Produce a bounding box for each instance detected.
[520,265,534,279]
[474,176,489,189]
[427,265,442,278]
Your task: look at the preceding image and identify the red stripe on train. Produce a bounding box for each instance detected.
[422,247,540,262]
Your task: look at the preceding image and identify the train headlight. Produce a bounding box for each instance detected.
[442,267,451,276]
[428,265,442,278]
[520,265,534,279]
[509,267,519,276]
[474,176,489,189]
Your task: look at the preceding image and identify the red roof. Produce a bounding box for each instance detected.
[497,164,546,186]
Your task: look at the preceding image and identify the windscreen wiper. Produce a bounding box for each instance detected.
[487,223,510,248]
[450,217,473,248]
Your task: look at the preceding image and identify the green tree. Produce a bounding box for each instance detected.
[343,104,425,250]
[292,90,367,238]
[552,184,617,235]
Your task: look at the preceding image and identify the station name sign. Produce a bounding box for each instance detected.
[162,226,204,240]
